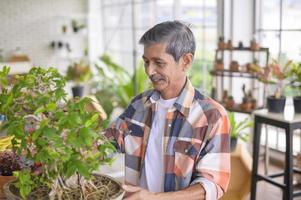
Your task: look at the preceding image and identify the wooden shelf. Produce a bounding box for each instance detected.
[219,102,264,114]
[210,69,258,79]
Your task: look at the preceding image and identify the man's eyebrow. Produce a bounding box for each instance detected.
[142,56,165,61]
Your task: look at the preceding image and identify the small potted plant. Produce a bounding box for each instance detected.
[250,38,260,51]
[230,60,239,72]
[0,66,123,200]
[66,60,92,98]
[225,95,235,109]
[214,59,224,71]
[0,150,23,198]
[218,36,227,50]
[240,84,253,112]
[228,112,253,151]
[226,39,234,50]
[289,62,301,113]
[257,59,292,113]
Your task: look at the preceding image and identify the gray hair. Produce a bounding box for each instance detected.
[139,21,196,62]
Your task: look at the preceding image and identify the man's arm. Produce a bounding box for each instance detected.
[190,109,231,199]
[123,184,205,200]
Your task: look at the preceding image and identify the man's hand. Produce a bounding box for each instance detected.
[122,185,157,200]
[122,183,206,200]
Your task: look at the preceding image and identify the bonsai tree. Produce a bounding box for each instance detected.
[0,66,119,199]
[66,60,92,97]
[228,112,253,150]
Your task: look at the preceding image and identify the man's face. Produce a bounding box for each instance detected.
[142,43,186,94]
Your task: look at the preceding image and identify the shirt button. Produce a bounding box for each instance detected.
[168,124,171,127]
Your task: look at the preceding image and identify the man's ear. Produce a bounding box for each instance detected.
[181,53,193,71]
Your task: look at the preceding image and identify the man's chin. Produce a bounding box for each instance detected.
[152,84,165,91]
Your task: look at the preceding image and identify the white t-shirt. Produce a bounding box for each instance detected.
[140,96,177,192]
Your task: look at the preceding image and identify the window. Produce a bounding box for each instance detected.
[257,0,301,61]
[257,0,301,154]
[101,0,218,95]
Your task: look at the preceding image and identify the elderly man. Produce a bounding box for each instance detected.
[105,21,230,200]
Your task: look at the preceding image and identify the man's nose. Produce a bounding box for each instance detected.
[145,63,156,76]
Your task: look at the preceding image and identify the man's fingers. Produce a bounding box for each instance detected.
[122,184,142,193]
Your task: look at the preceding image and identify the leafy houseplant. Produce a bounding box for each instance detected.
[289,62,301,113]
[256,59,292,113]
[0,150,23,198]
[0,66,123,199]
[93,54,150,119]
[66,60,92,98]
[228,112,253,151]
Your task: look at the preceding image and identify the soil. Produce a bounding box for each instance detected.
[8,175,122,200]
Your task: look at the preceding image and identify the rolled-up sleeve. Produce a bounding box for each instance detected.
[191,111,230,199]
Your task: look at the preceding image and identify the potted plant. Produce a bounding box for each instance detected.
[214,59,224,71]
[225,96,235,109]
[230,60,239,72]
[0,150,23,198]
[289,62,301,113]
[92,54,150,119]
[257,59,292,113]
[0,66,124,200]
[66,60,92,98]
[240,84,253,112]
[228,112,253,151]
[218,36,226,50]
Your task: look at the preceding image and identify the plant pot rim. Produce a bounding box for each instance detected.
[267,95,286,100]
[3,173,124,200]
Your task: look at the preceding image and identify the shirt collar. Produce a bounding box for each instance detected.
[145,78,195,117]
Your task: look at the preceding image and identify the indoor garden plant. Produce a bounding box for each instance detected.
[228,112,253,151]
[289,62,301,113]
[0,150,23,198]
[92,54,150,120]
[66,60,92,98]
[0,66,123,200]
[256,59,292,113]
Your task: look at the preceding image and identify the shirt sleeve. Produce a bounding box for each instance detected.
[192,178,217,200]
[103,106,132,153]
[190,110,230,199]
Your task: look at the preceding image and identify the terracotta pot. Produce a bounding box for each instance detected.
[0,176,16,199]
[240,102,252,111]
[4,174,124,200]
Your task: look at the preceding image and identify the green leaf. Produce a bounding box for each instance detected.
[34,106,46,115]
[79,127,93,147]
[75,161,90,178]
[32,130,41,141]
[46,102,56,111]
[84,114,99,128]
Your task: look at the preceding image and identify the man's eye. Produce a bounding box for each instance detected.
[144,62,149,67]
[156,62,164,67]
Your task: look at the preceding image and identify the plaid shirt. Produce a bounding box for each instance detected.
[105,79,230,198]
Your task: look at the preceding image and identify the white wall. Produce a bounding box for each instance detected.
[0,0,88,73]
